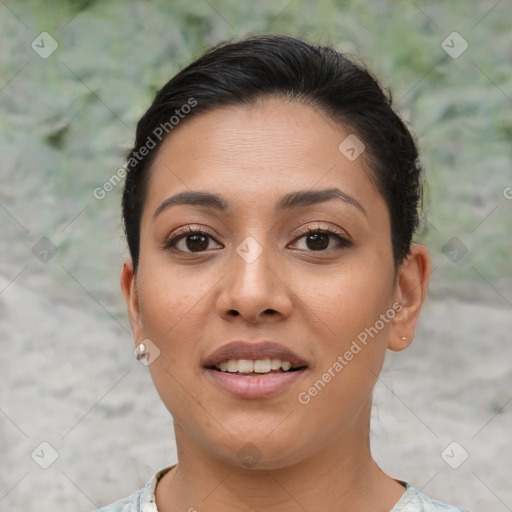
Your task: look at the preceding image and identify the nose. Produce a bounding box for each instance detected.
[216,238,293,325]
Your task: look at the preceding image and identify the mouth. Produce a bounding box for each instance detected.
[206,358,307,376]
[202,341,308,398]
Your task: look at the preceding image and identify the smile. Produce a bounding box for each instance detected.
[214,358,305,374]
[204,361,307,399]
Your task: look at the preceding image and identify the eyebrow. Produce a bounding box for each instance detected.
[153,187,367,218]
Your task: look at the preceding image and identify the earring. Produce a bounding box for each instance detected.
[135,342,148,361]
[400,336,407,341]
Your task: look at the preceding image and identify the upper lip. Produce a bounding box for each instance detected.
[202,341,308,368]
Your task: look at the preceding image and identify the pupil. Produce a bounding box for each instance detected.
[307,233,328,250]
[187,234,208,251]
[185,233,329,252]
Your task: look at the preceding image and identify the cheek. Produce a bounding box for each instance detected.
[298,262,395,344]
[136,269,208,418]
[136,265,208,373]
[294,270,393,431]
[295,261,395,409]
[138,259,205,329]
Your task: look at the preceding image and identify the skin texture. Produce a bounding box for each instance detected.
[121,98,431,512]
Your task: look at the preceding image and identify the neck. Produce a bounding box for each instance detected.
[155,405,406,512]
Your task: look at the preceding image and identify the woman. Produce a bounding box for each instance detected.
[100,34,469,511]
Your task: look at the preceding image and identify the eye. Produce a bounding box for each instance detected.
[289,225,352,252]
[164,226,222,253]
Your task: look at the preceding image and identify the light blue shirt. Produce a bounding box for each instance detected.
[95,465,470,512]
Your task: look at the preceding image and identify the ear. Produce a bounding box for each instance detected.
[388,243,431,352]
[120,259,145,342]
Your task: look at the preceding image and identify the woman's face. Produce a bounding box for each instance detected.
[122,98,428,469]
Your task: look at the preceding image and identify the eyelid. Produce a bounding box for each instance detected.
[285,223,353,253]
[292,222,352,243]
[163,224,222,249]
[163,222,352,253]
[169,224,217,239]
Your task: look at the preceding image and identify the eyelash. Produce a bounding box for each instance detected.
[163,224,352,253]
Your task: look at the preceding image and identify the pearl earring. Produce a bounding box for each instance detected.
[400,336,407,341]
[135,342,148,361]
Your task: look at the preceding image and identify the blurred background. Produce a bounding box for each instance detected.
[0,1,511,510]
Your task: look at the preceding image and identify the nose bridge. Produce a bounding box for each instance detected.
[217,232,292,322]
[232,234,274,295]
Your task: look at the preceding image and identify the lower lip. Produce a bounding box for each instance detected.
[204,368,307,398]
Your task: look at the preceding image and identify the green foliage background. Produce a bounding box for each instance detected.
[1,0,511,320]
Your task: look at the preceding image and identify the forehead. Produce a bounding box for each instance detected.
[142,98,385,221]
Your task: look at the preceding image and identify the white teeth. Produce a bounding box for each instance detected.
[281,361,291,371]
[253,359,271,373]
[216,358,299,373]
[270,358,281,370]
[238,359,254,373]
[227,359,238,372]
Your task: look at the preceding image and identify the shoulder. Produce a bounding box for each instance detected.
[94,489,142,512]
[94,485,152,512]
[391,482,470,512]
[94,466,175,512]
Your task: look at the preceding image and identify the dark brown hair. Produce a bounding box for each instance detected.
[122,34,422,271]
